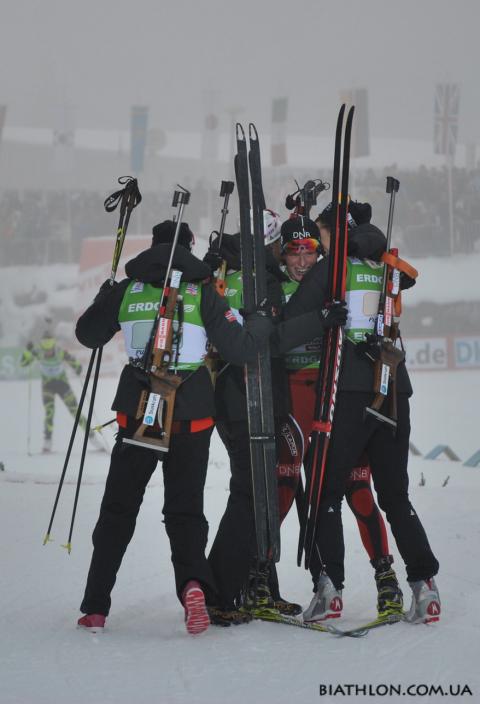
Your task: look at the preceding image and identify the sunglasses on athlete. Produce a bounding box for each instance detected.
[283,238,320,254]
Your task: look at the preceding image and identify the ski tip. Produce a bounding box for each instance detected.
[236,123,245,140]
[248,123,259,141]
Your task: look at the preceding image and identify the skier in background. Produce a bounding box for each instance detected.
[19,328,103,453]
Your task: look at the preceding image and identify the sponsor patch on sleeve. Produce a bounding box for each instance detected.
[131,281,144,293]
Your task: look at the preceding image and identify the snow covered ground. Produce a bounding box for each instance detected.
[1,370,479,704]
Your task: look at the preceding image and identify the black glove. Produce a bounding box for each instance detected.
[400,272,416,290]
[356,334,381,362]
[26,341,34,351]
[203,249,223,275]
[94,279,118,305]
[318,301,348,329]
[244,311,274,339]
[241,297,273,320]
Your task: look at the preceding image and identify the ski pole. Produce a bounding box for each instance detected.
[43,176,142,546]
[62,347,103,553]
[27,364,33,456]
[43,349,97,544]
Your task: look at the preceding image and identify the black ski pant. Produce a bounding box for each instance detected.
[208,420,283,608]
[80,426,215,616]
[313,392,439,590]
[208,420,256,608]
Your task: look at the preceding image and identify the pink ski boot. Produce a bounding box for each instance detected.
[182,580,210,635]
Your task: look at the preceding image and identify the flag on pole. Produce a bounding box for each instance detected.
[434,83,460,157]
[340,88,369,157]
[130,105,149,173]
[271,97,288,166]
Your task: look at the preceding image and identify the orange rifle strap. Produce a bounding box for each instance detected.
[381,252,419,280]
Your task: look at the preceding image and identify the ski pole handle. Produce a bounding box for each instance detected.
[105,176,142,284]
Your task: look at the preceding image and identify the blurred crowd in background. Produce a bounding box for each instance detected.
[2,164,480,266]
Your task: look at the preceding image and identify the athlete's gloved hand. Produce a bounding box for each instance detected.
[93,279,118,306]
[318,301,348,329]
[243,311,274,339]
[400,272,416,290]
[203,249,223,275]
[76,365,83,376]
[254,297,273,318]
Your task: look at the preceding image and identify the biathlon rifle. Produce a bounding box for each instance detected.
[124,185,190,453]
[285,178,330,218]
[208,180,235,296]
[364,177,418,430]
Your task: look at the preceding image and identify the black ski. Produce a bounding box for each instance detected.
[298,105,355,569]
[234,123,281,563]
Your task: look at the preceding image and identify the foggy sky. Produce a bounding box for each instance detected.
[1,0,479,144]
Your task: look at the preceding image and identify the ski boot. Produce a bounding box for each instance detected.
[274,598,303,616]
[269,563,302,615]
[77,613,106,633]
[405,577,441,624]
[303,572,343,622]
[207,605,253,627]
[240,562,277,616]
[182,580,210,635]
[372,555,404,617]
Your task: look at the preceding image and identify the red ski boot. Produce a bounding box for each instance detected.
[182,580,210,635]
[77,613,106,633]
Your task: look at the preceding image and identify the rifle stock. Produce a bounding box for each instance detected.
[125,278,183,452]
[366,339,405,428]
